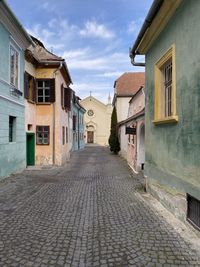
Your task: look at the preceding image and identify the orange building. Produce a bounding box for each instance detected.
[25,37,73,166]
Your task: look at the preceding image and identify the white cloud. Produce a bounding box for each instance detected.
[63,50,131,71]
[39,2,56,13]
[128,19,143,35]
[95,71,123,77]
[80,20,115,39]
[71,82,112,104]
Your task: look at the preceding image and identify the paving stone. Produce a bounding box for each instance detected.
[0,146,199,266]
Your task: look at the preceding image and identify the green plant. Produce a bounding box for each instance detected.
[108,106,120,154]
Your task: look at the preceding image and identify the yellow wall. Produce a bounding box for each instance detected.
[25,64,71,166]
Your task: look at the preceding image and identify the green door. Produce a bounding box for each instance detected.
[26,133,35,166]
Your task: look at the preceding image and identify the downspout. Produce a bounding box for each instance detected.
[130,0,164,67]
[52,62,62,165]
[78,108,80,150]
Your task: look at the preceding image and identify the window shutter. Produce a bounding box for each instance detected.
[24,72,29,99]
[61,83,64,109]
[49,79,55,103]
[64,87,72,111]
[32,78,37,102]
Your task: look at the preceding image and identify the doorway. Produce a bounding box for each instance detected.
[138,124,145,170]
[26,133,35,166]
[87,131,94,143]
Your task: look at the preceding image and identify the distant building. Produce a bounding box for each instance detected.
[118,86,145,172]
[0,0,32,177]
[80,95,112,146]
[72,92,86,151]
[130,0,200,229]
[112,72,145,122]
[25,36,73,166]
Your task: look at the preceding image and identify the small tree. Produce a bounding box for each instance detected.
[108,106,120,154]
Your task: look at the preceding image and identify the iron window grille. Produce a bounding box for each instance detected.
[187,194,200,231]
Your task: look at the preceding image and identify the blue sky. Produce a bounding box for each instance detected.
[7,0,153,103]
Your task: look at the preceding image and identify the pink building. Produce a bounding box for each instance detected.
[118,86,145,173]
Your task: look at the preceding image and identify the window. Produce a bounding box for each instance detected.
[154,44,178,124]
[36,79,55,103]
[36,126,49,145]
[10,46,19,88]
[37,80,50,103]
[9,116,16,142]
[62,126,65,145]
[73,115,76,131]
[187,194,200,230]
[66,127,68,143]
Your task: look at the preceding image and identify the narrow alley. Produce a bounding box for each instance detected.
[0,146,199,267]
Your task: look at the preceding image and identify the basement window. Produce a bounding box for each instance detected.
[187,194,200,230]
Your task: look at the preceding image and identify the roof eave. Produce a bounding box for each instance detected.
[130,0,182,61]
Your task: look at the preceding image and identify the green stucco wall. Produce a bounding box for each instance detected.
[0,22,26,178]
[145,0,200,200]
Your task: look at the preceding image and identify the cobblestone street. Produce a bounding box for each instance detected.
[0,146,199,267]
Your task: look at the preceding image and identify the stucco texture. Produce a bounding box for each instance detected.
[145,0,200,199]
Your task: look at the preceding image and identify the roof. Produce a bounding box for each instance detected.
[25,36,72,84]
[29,36,63,62]
[114,72,145,96]
[118,108,145,127]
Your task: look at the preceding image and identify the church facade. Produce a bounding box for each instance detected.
[80,95,112,146]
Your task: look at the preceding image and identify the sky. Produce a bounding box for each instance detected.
[7,0,153,103]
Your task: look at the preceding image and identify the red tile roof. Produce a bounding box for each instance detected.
[114,72,145,96]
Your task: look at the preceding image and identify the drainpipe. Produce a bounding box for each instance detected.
[129,0,164,67]
[52,62,62,165]
[78,108,80,150]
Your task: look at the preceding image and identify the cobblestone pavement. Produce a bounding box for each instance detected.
[0,146,199,267]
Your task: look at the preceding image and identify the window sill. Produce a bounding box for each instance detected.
[36,103,51,105]
[152,115,178,125]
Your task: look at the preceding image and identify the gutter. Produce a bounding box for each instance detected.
[129,0,164,67]
[52,62,62,165]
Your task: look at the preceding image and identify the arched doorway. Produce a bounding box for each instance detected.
[86,125,95,143]
[138,124,145,170]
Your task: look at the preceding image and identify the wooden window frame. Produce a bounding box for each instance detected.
[36,126,50,145]
[153,44,178,125]
[10,45,19,88]
[9,116,16,142]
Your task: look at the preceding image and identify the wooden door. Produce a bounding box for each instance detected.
[87,131,94,143]
[26,133,35,166]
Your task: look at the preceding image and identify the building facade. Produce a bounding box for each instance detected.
[0,0,32,177]
[25,36,73,166]
[130,0,200,228]
[113,72,145,122]
[118,87,145,172]
[72,92,86,151]
[80,95,112,146]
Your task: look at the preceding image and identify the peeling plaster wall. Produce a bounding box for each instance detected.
[145,0,200,217]
[0,22,26,178]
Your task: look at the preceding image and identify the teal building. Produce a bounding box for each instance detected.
[0,0,32,177]
[130,0,200,229]
[72,92,86,151]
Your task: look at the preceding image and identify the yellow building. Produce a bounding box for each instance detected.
[80,95,112,146]
[25,36,73,166]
